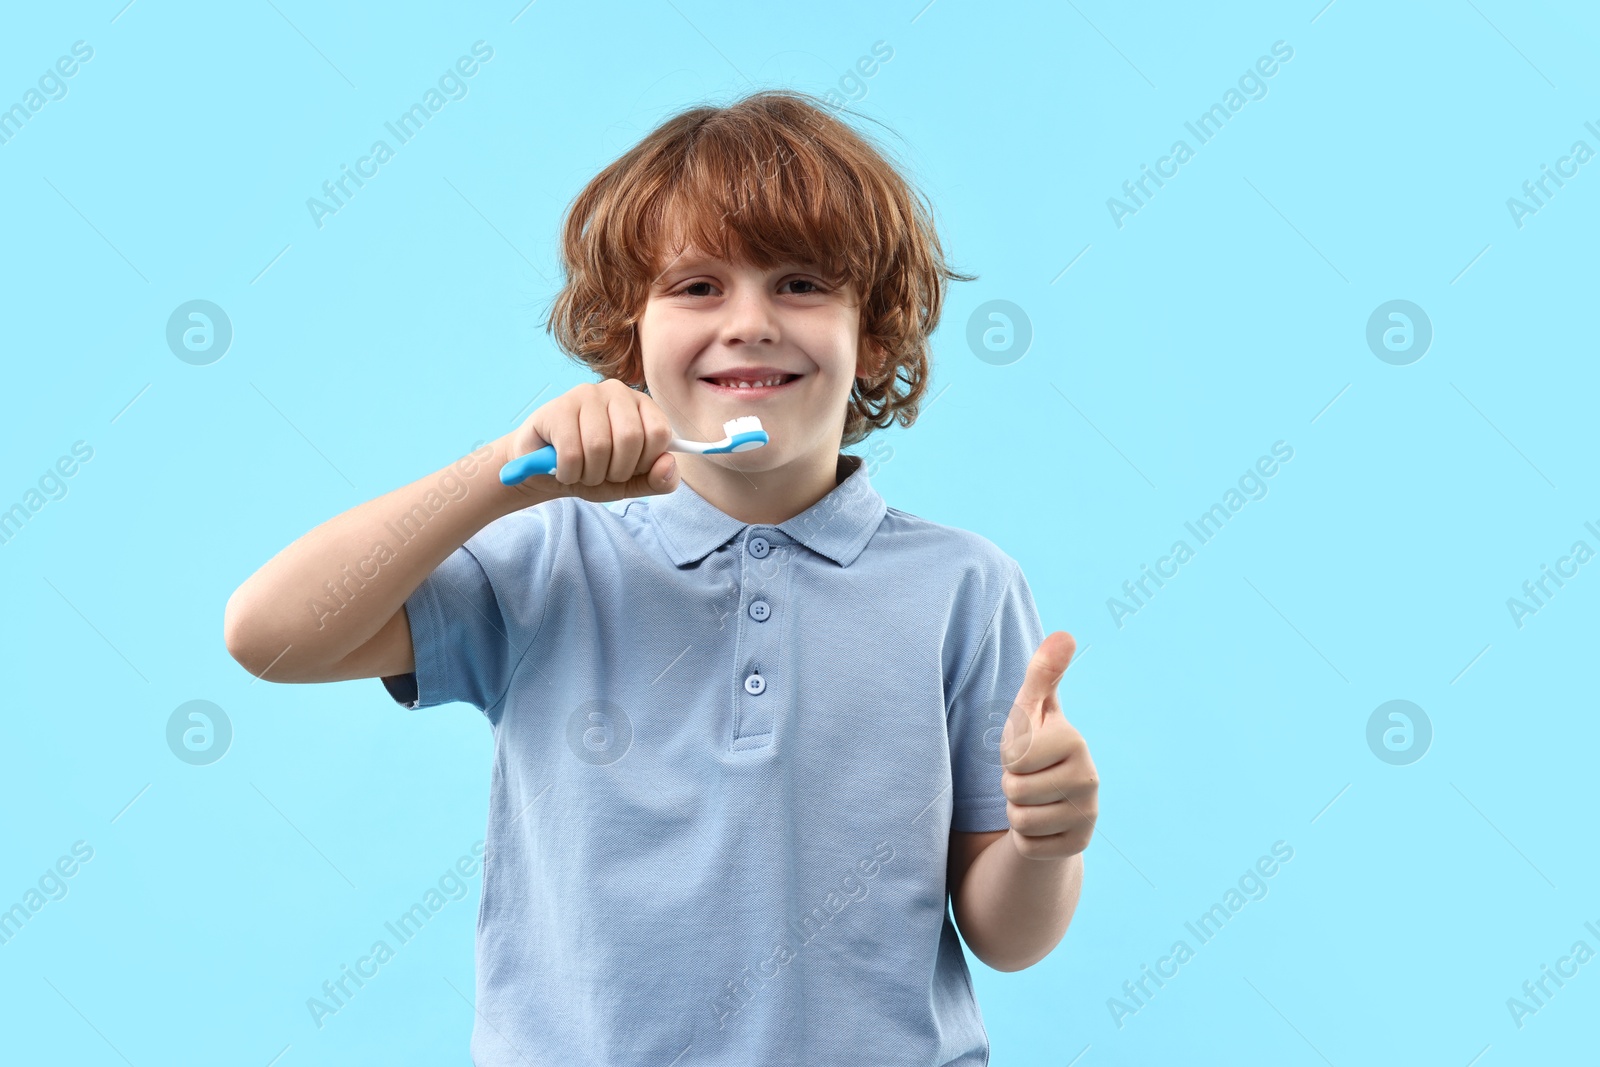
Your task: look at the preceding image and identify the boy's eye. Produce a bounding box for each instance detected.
[666,277,828,298]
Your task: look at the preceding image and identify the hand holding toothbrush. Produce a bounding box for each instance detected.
[493,378,767,504]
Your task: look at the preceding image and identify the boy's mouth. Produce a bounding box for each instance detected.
[699,373,802,395]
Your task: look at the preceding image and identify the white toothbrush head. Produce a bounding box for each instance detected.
[721,416,768,453]
[666,416,770,455]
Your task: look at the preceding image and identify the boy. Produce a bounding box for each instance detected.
[225,89,1098,1065]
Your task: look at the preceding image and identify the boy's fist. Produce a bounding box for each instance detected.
[999,631,1099,860]
[496,378,680,503]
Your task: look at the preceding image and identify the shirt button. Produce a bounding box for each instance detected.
[743,673,765,695]
[748,535,770,559]
[748,599,770,622]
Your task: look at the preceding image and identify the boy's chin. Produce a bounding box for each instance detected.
[696,447,783,471]
[692,440,819,474]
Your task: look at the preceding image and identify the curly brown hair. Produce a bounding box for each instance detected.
[544,89,974,447]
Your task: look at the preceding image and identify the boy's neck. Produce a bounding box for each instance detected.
[674,448,852,527]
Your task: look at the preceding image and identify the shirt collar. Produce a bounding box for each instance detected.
[647,453,888,568]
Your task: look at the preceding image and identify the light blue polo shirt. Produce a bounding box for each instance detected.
[382,452,1045,1066]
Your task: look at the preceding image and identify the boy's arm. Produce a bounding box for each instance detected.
[223,435,546,684]
[949,829,1084,973]
[947,828,1006,955]
[948,631,1095,972]
[224,378,684,686]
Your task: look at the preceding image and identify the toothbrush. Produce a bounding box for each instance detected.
[498,415,769,486]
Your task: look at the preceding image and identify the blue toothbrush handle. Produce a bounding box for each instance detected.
[498,426,765,485]
[499,445,558,486]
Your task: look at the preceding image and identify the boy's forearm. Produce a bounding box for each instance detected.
[224,436,542,679]
[954,833,1083,973]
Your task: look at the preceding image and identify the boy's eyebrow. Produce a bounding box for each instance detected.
[649,247,715,284]
[653,253,829,283]
[656,253,715,275]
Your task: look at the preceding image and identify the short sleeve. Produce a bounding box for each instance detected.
[379,506,558,723]
[945,560,1046,832]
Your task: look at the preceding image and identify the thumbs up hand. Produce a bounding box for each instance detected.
[999,631,1099,861]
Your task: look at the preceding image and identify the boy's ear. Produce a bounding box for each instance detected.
[856,337,884,382]
[624,343,648,391]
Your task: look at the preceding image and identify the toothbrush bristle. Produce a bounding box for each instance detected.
[722,416,765,437]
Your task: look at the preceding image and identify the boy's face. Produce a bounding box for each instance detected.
[635,246,872,471]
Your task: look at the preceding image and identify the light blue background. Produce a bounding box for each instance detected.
[2,1,1595,1064]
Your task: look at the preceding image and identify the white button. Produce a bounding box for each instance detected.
[748,600,770,622]
[748,536,770,559]
[744,673,765,695]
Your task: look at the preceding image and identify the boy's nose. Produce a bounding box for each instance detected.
[718,288,779,347]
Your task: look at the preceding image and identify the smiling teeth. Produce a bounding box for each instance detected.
[713,376,788,388]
